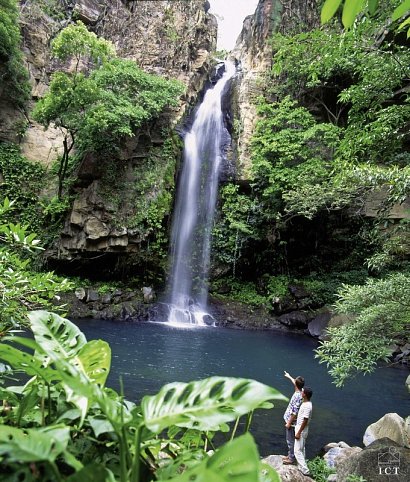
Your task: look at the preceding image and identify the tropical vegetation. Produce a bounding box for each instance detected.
[0,0,409,480]
[32,21,184,198]
[213,0,409,385]
[0,310,285,481]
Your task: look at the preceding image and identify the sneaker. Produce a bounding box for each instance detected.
[283,458,296,465]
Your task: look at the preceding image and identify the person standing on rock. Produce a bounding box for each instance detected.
[282,371,305,465]
[294,386,313,476]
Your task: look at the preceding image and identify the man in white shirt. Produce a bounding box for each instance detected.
[294,386,313,476]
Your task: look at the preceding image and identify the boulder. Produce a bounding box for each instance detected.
[308,310,331,338]
[363,413,410,448]
[336,438,410,482]
[75,287,87,301]
[73,0,105,25]
[86,289,99,303]
[278,311,310,328]
[289,284,309,299]
[142,287,155,303]
[262,455,314,481]
[324,446,362,469]
[406,375,410,394]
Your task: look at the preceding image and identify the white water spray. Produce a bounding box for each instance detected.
[167,62,236,325]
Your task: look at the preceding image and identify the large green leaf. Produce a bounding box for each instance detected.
[0,424,70,463]
[0,343,58,383]
[321,0,343,23]
[76,339,111,386]
[141,377,287,433]
[368,0,379,15]
[66,463,116,482]
[28,311,87,361]
[342,0,365,28]
[26,311,112,423]
[392,0,410,20]
[158,433,279,482]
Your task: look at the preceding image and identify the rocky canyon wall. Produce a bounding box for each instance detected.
[230,0,320,178]
[0,0,217,278]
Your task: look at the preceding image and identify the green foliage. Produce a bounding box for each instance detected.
[316,272,410,386]
[142,377,286,433]
[307,457,335,482]
[157,433,280,482]
[0,198,73,334]
[0,310,284,481]
[251,96,340,205]
[32,21,184,197]
[321,0,410,35]
[0,0,30,106]
[0,143,46,232]
[212,278,268,307]
[212,184,258,272]
[268,15,410,219]
[51,20,115,63]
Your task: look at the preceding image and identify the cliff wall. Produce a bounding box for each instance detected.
[0,0,217,277]
[230,0,319,178]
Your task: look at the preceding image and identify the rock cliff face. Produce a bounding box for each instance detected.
[0,0,217,277]
[230,0,319,178]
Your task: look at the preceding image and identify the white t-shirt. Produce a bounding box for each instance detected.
[295,401,312,434]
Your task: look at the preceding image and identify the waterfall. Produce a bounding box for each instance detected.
[167,61,236,325]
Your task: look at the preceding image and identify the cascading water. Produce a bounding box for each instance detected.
[167,61,236,325]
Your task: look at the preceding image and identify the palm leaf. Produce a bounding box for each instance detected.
[142,376,287,433]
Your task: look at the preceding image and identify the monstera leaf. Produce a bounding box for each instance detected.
[28,311,87,361]
[26,311,111,423]
[141,376,287,433]
[157,433,280,482]
[75,339,111,386]
[0,425,70,462]
[0,341,59,383]
[66,463,116,482]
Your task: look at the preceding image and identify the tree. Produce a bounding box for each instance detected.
[33,21,184,197]
[316,272,410,386]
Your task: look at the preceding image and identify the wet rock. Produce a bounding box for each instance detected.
[101,293,112,304]
[86,289,99,303]
[308,309,331,338]
[278,311,309,328]
[289,284,309,299]
[75,287,87,301]
[142,287,155,303]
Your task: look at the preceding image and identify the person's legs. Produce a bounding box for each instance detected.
[285,427,296,461]
[294,432,310,475]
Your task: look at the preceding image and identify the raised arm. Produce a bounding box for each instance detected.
[284,370,296,385]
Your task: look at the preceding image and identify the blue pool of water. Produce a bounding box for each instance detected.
[75,320,410,457]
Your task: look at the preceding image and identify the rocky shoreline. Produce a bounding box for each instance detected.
[64,285,410,371]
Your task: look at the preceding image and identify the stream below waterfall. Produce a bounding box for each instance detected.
[75,319,410,458]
